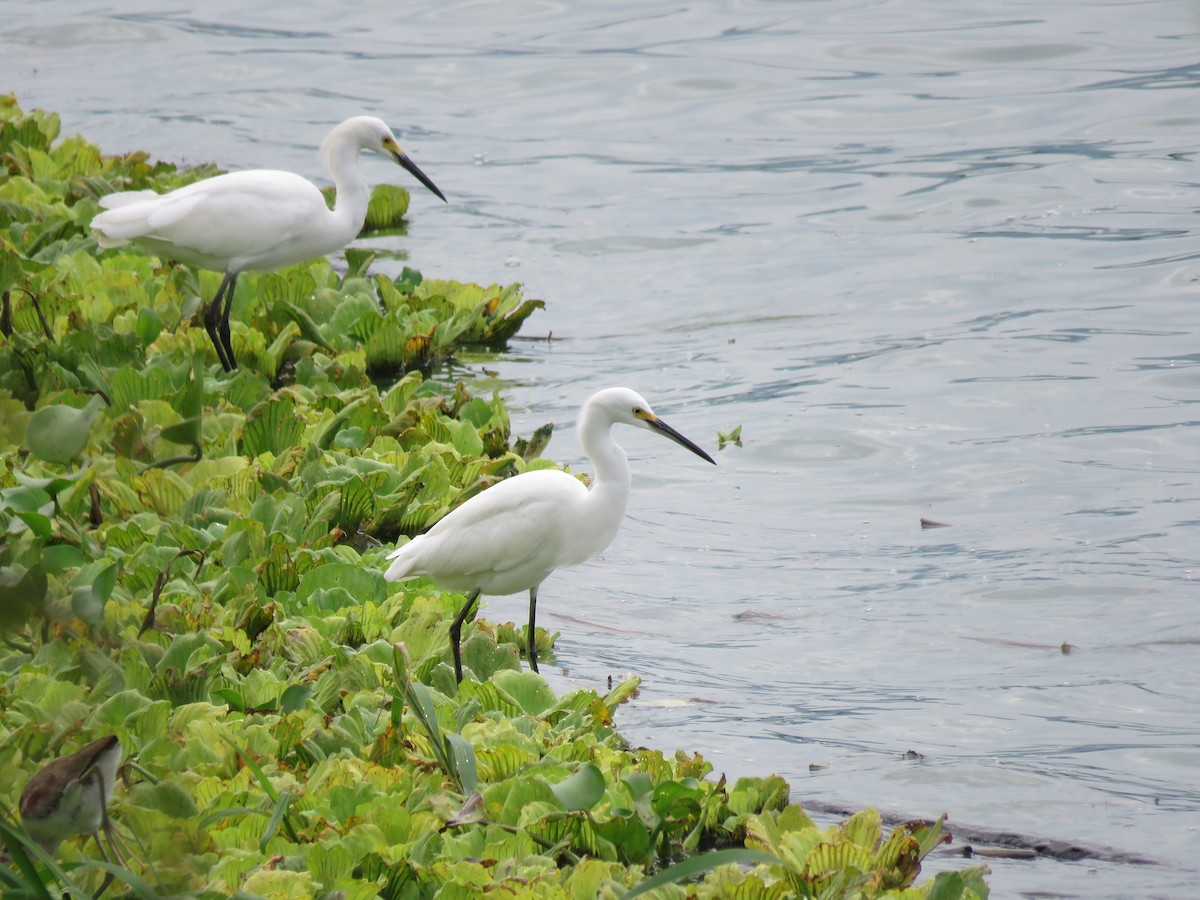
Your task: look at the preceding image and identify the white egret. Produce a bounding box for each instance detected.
[91,116,446,371]
[384,387,715,682]
[20,735,123,880]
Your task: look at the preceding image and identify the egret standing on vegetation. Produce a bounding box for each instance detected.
[385,387,716,682]
[91,116,446,371]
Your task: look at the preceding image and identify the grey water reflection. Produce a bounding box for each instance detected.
[6,0,1200,895]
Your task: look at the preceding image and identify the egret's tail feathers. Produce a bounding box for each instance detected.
[384,557,417,583]
[98,189,160,210]
[384,541,419,583]
[92,203,151,248]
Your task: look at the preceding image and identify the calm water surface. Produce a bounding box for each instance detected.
[5,1,1200,896]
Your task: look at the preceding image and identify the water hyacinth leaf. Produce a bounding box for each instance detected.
[25,394,105,463]
[127,780,201,819]
[548,764,606,812]
[159,359,204,451]
[260,268,317,307]
[110,365,174,412]
[343,247,377,279]
[491,669,556,715]
[363,183,411,232]
[280,683,311,713]
[278,299,335,352]
[135,305,163,345]
[263,320,301,379]
[0,247,23,293]
[13,509,52,536]
[11,466,88,497]
[260,537,299,596]
[620,849,789,899]
[241,393,304,458]
[42,542,86,574]
[295,562,386,607]
[315,397,367,450]
[71,559,117,627]
[336,474,377,534]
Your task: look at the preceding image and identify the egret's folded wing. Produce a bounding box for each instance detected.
[93,171,323,263]
[385,472,586,588]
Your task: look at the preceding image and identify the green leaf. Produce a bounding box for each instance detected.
[11,466,88,497]
[548,764,606,812]
[621,849,786,899]
[71,562,115,628]
[295,562,386,607]
[42,543,86,574]
[159,359,204,447]
[444,732,478,795]
[0,248,24,294]
[13,509,51,537]
[25,394,106,463]
[363,183,411,232]
[128,780,200,819]
[280,683,311,713]
[241,393,304,457]
[135,306,163,345]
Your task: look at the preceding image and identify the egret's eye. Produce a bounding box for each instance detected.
[633,407,644,416]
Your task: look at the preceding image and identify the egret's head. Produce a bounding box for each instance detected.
[590,387,716,464]
[328,116,447,203]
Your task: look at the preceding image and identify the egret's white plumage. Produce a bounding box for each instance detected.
[385,387,715,681]
[91,116,445,371]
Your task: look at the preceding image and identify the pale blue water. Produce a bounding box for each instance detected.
[5,1,1200,895]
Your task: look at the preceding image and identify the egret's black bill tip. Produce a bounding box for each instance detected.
[650,417,717,465]
[395,151,447,202]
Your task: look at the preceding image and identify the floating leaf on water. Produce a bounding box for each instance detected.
[363,183,411,232]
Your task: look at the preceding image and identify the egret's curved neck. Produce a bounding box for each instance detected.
[320,129,370,235]
[578,403,632,515]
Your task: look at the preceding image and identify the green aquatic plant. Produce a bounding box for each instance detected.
[0,96,988,898]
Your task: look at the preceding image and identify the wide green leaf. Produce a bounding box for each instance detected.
[25,393,106,463]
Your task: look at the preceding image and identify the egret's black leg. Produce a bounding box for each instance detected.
[450,589,482,683]
[219,271,239,371]
[527,585,539,673]
[204,273,236,371]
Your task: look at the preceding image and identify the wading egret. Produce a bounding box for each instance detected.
[20,735,123,870]
[384,387,716,682]
[91,116,446,371]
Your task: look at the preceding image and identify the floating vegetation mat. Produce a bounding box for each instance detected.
[0,95,989,898]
